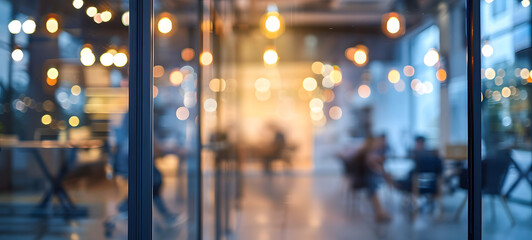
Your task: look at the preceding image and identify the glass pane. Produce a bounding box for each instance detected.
[481,0,532,239]
[201,0,468,239]
[152,0,201,239]
[0,1,129,239]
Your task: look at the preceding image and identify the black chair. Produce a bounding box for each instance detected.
[454,150,515,224]
[399,171,442,219]
[413,172,441,215]
[339,151,369,215]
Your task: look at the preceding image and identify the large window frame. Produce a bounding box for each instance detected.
[126,0,482,239]
[467,0,482,240]
[128,0,153,238]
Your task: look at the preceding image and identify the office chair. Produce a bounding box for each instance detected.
[341,153,373,215]
[454,150,515,225]
[409,172,442,219]
[397,151,443,219]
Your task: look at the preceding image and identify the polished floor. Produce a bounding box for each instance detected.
[231,173,531,240]
[0,170,532,240]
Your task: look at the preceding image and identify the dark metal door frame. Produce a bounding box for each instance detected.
[129,0,153,239]
[467,0,481,240]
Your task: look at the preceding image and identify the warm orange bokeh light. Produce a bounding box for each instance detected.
[388,69,400,83]
[381,12,405,38]
[260,11,284,39]
[436,69,447,82]
[45,14,61,35]
[156,13,176,35]
[345,47,356,61]
[200,51,213,66]
[323,89,335,102]
[403,65,415,77]
[153,86,159,98]
[169,69,183,86]
[353,45,368,66]
[358,85,371,98]
[46,77,57,86]
[209,78,227,92]
[181,48,195,61]
[153,65,165,78]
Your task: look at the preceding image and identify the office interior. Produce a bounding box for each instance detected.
[0,0,531,239]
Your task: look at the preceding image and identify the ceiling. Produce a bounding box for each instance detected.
[232,0,440,28]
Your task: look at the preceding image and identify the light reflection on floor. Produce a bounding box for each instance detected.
[1,172,532,239]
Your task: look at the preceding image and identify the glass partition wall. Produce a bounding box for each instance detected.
[0,0,130,239]
[481,0,532,239]
[202,0,471,239]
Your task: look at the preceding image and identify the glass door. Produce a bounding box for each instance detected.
[200,0,472,239]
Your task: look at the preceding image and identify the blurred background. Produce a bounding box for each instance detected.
[0,0,531,239]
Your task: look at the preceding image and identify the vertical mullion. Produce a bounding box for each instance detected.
[196,0,205,239]
[129,0,153,239]
[467,0,481,240]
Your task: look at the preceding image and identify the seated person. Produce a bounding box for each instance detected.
[398,136,443,215]
[263,123,287,173]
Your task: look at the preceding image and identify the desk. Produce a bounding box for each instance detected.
[0,140,103,217]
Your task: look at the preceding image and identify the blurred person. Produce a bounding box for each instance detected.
[105,113,185,233]
[365,134,394,222]
[208,131,231,161]
[410,136,443,179]
[263,122,287,173]
[340,134,394,222]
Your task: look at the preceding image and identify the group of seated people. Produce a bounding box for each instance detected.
[339,135,443,222]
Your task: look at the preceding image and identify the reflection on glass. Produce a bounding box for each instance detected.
[152,0,201,239]
[0,0,129,238]
[481,0,532,238]
[201,0,470,239]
